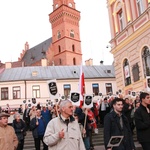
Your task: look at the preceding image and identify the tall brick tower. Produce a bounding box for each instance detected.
[49,0,82,65]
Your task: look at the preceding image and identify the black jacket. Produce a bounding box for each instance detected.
[12,119,26,141]
[134,104,150,143]
[104,110,135,150]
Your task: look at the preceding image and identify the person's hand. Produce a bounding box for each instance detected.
[36,120,39,126]
[59,129,64,139]
[82,128,86,134]
[107,148,112,150]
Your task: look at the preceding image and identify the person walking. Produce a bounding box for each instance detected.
[104,98,135,150]
[12,113,26,150]
[41,105,52,126]
[99,97,110,126]
[18,105,23,115]
[0,112,18,150]
[134,92,150,150]
[23,104,30,131]
[123,97,135,134]
[43,100,86,150]
[30,109,48,150]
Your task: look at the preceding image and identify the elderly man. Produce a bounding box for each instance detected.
[0,112,18,150]
[30,109,48,150]
[43,100,86,150]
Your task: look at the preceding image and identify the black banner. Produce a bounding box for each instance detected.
[71,92,80,103]
[48,82,58,96]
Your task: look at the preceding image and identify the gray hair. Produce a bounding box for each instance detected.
[14,112,21,119]
[59,100,72,111]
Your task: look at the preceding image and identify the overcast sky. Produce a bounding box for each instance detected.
[0,0,113,65]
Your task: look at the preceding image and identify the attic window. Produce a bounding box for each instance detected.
[32,71,38,76]
[72,70,76,74]
[107,70,111,73]
[104,70,111,73]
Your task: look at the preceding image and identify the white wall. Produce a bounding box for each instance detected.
[0,78,117,108]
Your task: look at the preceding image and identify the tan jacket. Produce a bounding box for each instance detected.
[43,117,86,150]
[0,124,18,150]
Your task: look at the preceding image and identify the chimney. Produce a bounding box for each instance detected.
[85,58,93,66]
[41,58,47,66]
[25,42,29,51]
[5,62,12,69]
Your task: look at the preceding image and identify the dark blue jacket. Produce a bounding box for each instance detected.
[30,117,47,138]
[104,110,135,150]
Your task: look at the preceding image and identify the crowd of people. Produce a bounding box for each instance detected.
[0,91,150,150]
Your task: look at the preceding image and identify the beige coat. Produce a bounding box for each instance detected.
[43,117,86,150]
[0,124,18,150]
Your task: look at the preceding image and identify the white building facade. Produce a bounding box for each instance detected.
[0,65,117,108]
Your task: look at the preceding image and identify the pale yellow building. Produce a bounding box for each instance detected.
[107,0,150,95]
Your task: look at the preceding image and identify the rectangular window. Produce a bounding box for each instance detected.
[32,85,40,98]
[105,83,113,95]
[13,86,21,99]
[1,87,8,100]
[64,84,71,99]
[118,10,124,31]
[137,0,144,16]
[92,83,99,96]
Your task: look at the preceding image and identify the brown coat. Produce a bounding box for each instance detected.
[0,124,18,150]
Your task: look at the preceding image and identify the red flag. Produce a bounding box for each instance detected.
[79,64,85,107]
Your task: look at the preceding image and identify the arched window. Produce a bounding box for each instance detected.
[123,59,131,86]
[58,45,61,53]
[114,1,125,33]
[73,58,76,65]
[72,44,75,52]
[57,31,61,39]
[117,9,124,31]
[142,46,150,77]
[70,30,74,38]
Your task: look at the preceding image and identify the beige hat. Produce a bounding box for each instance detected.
[0,112,10,118]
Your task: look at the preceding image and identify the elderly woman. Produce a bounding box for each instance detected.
[12,112,26,150]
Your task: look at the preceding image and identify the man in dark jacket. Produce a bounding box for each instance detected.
[30,109,48,150]
[123,98,135,134]
[23,104,30,131]
[134,92,150,150]
[104,98,135,150]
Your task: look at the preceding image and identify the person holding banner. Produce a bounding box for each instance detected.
[74,106,90,150]
[43,99,86,150]
[104,98,135,150]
